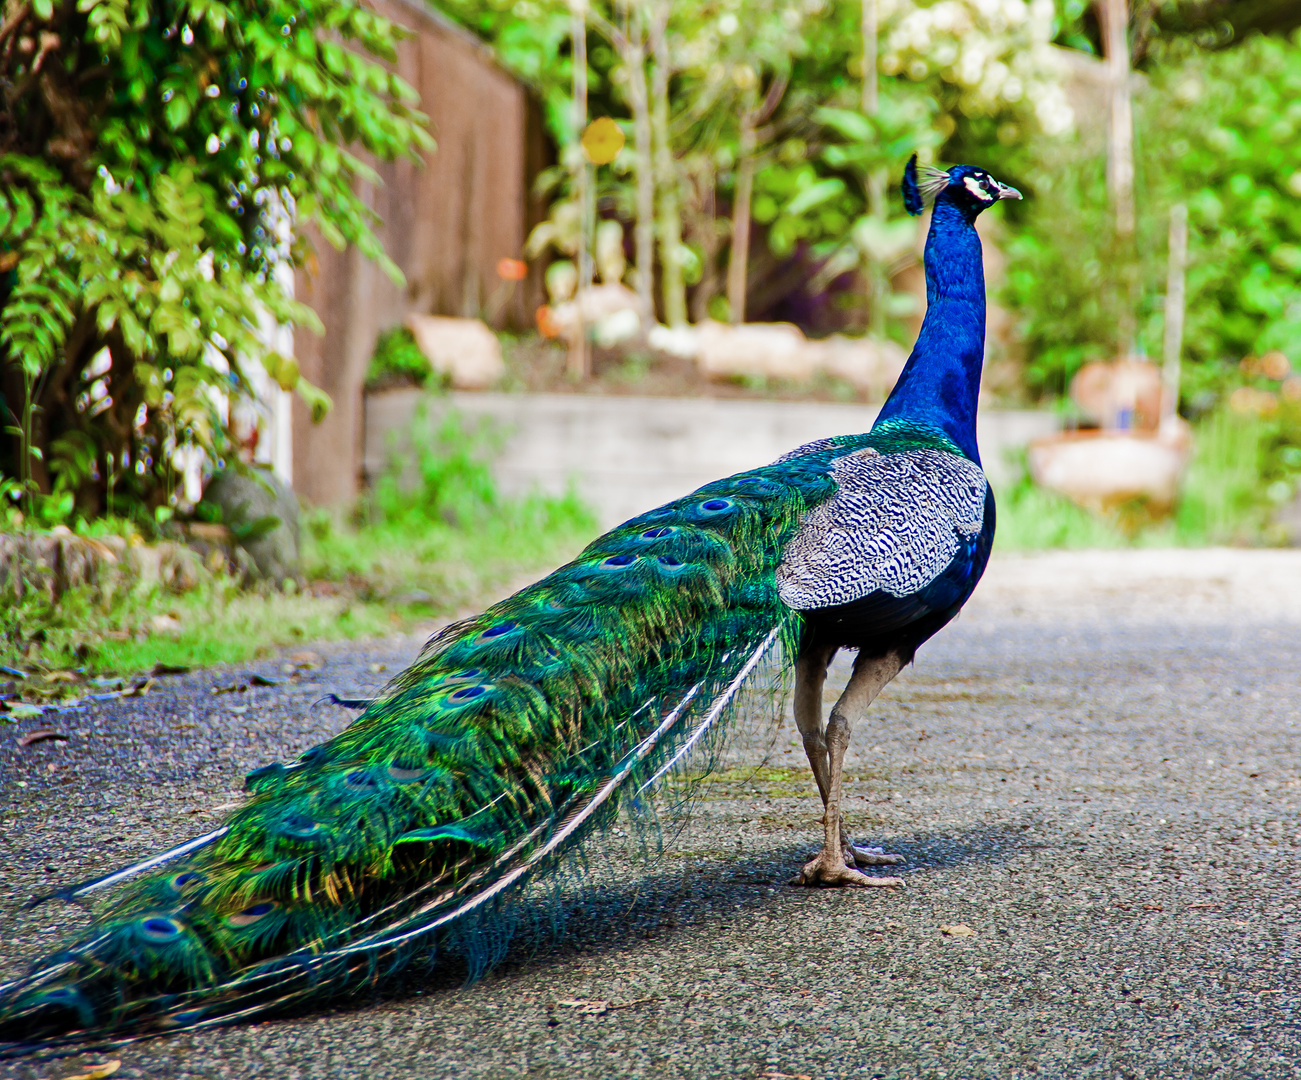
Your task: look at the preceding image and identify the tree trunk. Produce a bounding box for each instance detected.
[1099,0,1135,240]
[861,0,878,115]
[1098,0,1136,353]
[690,159,719,324]
[650,55,687,327]
[727,108,757,325]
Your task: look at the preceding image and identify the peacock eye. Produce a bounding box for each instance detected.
[138,917,185,942]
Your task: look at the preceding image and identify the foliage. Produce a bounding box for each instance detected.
[436,0,1068,335]
[364,326,435,390]
[0,0,433,523]
[1,399,596,680]
[1004,32,1301,402]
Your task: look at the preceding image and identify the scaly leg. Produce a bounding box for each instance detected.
[794,649,906,887]
[793,644,837,807]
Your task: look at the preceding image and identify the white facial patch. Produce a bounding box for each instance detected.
[963,176,993,201]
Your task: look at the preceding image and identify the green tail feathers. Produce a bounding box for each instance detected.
[0,443,863,1048]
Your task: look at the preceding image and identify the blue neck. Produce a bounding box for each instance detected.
[873,193,986,464]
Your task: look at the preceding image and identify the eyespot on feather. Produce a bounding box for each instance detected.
[280,813,322,839]
[227,900,278,928]
[442,668,485,684]
[137,916,185,943]
[386,764,428,782]
[448,684,488,702]
[601,554,637,568]
[343,769,379,791]
[639,526,675,539]
[478,621,518,640]
[698,498,733,515]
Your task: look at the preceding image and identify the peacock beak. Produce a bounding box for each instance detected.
[993,181,1022,201]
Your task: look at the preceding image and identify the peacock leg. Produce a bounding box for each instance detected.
[794,650,905,887]
[793,644,837,808]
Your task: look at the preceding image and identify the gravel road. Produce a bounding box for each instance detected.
[2,548,1300,1080]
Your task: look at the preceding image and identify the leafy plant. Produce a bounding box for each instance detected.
[365,326,436,390]
[1004,33,1301,402]
[0,0,433,523]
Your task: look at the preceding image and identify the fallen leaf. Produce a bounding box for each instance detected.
[18,729,68,748]
[557,998,609,1015]
[1232,919,1251,927]
[1142,904,1163,912]
[42,670,80,684]
[63,1059,120,1080]
[210,682,248,695]
[940,923,976,937]
[152,662,191,676]
[885,920,904,930]
[4,702,45,721]
[248,673,283,687]
[122,678,155,698]
[289,651,323,669]
[0,664,29,678]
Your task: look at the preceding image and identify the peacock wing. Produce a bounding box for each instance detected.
[774,445,988,614]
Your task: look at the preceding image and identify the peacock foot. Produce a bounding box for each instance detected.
[791,849,903,888]
[847,844,905,868]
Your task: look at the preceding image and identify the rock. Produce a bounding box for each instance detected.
[1070,358,1164,431]
[803,335,907,402]
[202,468,300,583]
[1028,428,1191,513]
[548,284,645,348]
[647,324,700,359]
[0,530,121,599]
[405,315,506,390]
[696,320,812,381]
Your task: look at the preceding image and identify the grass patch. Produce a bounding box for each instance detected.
[0,399,597,689]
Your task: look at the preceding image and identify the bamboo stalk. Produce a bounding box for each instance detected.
[649,26,686,328]
[727,107,756,325]
[861,0,877,116]
[1161,203,1188,434]
[1099,0,1134,239]
[569,0,590,378]
[626,37,655,325]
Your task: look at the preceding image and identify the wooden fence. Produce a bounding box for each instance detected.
[291,0,549,505]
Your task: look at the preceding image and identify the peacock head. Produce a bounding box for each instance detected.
[902,155,1021,220]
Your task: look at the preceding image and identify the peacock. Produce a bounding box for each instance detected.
[0,157,1020,1052]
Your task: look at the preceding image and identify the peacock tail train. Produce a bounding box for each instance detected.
[0,420,961,1052]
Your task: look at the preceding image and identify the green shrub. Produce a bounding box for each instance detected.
[365,327,437,390]
[1004,33,1301,403]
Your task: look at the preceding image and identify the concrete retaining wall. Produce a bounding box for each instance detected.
[364,391,1058,529]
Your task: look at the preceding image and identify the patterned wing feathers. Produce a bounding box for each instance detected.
[776,448,987,611]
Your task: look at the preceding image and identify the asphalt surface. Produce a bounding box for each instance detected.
[2,548,1300,1080]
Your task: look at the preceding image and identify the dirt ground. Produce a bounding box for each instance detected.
[2,548,1300,1079]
